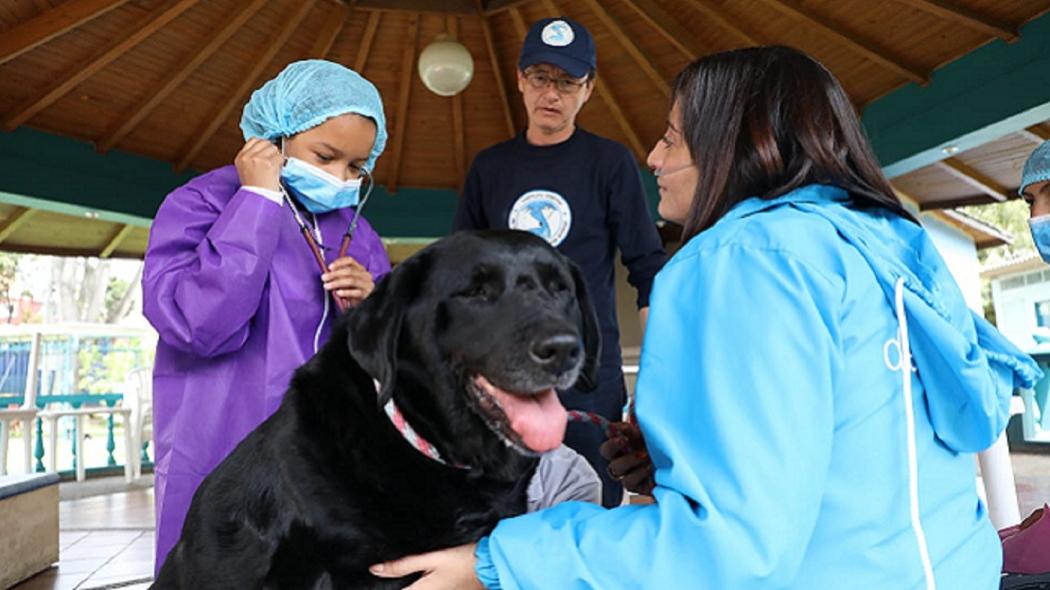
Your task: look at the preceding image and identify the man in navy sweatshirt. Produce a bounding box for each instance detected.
[452,16,666,507]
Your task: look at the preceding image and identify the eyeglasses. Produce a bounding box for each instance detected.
[523,70,588,94]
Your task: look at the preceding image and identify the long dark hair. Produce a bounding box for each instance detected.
[672,46,916,243]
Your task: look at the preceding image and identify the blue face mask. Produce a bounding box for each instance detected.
[281,156,362,214]
[1031,215,1050,264]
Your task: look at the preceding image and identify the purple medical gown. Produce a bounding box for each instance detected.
[142,165,390,572]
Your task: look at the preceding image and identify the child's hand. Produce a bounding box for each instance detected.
[235,138,283,190]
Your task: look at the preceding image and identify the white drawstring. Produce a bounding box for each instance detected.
[884,277,937,590]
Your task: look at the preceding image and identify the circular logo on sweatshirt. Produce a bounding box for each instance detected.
[541,20,574,47]
[509,190,572,247]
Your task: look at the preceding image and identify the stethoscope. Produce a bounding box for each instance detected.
[278,166,375,313]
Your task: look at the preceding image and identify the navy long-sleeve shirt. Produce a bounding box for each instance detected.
[453,129,666,382]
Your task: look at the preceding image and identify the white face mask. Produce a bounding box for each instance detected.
[279,140,363,214]
[1031,214,1050,264]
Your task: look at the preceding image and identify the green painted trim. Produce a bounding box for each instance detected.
[0,190,153,227]
[863,11,1050,178]
[0,127,196,219]
[363,185,459,238]
[0,126,664,238]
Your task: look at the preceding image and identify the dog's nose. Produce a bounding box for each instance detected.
[529,334,581,373]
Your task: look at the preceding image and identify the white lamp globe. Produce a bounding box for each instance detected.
[418,34,474,97]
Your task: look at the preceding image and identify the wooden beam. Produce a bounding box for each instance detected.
[353,10,382,72]
[579,0,669,98]
[621,0,706,60]
[594,78,647,160]
[535,0,646,160]
[97,0,267,153]
[1018,125,1050,144]
[175,1,317,171]
[0,208,37,245]
[0,0,132,66]
[448,16,466,184]
[3,0,200,132]
[507,7,528,41]
[936,158,1009,202]
[680,0,763,46]
[892,0,1017,42]
[484,0,532,14]
[99,224,135,258]
[354,0,474,14]
[308,2,349,59]
[759,0,928,84]
[917,194,1013,211]
[386,13,420,194]
[480,12,516,138]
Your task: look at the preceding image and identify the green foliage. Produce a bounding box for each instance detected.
[76,336,147,394]
[960,200,1035,264]
[959,199,1036,322]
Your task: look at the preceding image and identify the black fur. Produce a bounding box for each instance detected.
[152,230,600,589]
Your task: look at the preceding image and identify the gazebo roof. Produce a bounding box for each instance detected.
[0,0,1048,258]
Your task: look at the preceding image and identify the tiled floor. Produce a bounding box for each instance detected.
[8,452,1050,589]
[12,488,154,590]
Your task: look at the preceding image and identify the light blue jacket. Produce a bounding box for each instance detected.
[475,184,1043,589]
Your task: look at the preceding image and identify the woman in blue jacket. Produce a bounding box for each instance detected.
[371,46,1043,589]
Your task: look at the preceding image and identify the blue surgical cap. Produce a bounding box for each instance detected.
[1020,140,1050,196]
[240,60,388,172]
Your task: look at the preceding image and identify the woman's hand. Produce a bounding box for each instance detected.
[370,544,484,590]
[600,422,655,495]
[322,256,374,307]
[235,138,283,190]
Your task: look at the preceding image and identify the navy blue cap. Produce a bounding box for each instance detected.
[518,17,596,79]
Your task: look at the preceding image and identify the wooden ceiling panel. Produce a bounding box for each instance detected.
[0,1,40,30]
[324,10,379,67]
[945,131,1038,189]
[10,210,122,249]
[893,164,978,203]
[0,0,1046,229]
[187,4,329,172]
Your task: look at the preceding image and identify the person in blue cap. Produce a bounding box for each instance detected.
[1020,140,1050,263]
[371,46,1043,590]
[452,16,666,508]
[143,59,392,573]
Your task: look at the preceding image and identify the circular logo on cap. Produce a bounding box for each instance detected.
[508,190,572,247]
[541,20,575,47]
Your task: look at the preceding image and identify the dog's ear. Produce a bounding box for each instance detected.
[344,253,428,407]
[567,259,601,392]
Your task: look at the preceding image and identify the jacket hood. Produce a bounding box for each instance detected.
[730,184,1043,452]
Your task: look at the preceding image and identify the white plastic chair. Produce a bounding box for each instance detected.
[0,332,41,475]
[122,367,153,480]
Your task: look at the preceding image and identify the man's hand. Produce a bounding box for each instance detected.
[235,138,283,190]
[322,256,374,307]
[370,544,484,590]
[600,422,655,495]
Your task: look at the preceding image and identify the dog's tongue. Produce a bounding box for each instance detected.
[475,375,567,452]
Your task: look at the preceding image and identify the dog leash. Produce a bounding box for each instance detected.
[566,410,614,438]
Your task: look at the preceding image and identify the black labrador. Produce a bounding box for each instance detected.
[152,230,600,589]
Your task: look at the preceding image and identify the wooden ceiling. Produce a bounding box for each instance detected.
[894,122,1050,210]
[0,0,1048,259]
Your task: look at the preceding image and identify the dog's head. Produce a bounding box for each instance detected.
[344,230,600,467]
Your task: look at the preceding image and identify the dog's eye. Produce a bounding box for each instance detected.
[548,279,568,293]
[456,285,493,302]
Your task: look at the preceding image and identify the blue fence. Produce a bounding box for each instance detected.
[0,325,154,478]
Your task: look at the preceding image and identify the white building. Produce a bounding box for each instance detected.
[983,253,1050,351]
